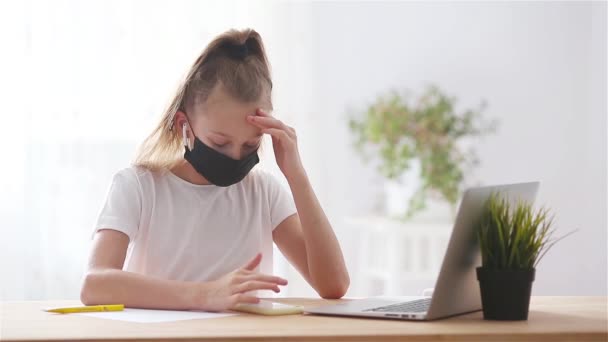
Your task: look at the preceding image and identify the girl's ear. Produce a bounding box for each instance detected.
[173,110,187,131]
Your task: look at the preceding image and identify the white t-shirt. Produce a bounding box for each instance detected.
[93,166,297,283]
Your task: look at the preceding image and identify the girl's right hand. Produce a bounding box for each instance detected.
[193,253,288,312]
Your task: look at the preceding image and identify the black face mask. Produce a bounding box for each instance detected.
[184,134,259,187]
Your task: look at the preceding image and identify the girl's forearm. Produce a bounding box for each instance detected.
[80,268,199,310]
[286,170,350,298]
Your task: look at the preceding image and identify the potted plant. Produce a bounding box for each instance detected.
[349,85,496,220]
[476,193,573,320]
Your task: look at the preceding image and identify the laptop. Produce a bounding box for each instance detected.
[305,182,540,321]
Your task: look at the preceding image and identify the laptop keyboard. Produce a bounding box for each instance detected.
[364,298,432,313]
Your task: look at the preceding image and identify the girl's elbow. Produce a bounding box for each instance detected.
[80,272,101,305]
[319,276,350,299]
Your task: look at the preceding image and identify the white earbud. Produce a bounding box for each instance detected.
[182,123,191,149]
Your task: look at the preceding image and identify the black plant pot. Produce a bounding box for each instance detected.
[476,267,535,321]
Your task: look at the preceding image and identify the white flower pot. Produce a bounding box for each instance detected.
[383,159,455,223]
[384,159,420,218]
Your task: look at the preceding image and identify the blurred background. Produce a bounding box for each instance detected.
[0,0,605,301]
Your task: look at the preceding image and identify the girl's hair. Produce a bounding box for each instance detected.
[134,28,273,170]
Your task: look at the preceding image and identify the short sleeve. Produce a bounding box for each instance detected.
[93,168,142,241]
[265,172,297,230]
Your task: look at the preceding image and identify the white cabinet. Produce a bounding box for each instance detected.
[343,216,451,296]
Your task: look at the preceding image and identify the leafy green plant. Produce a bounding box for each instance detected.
[477,193,574,270]
[349,85,496,218]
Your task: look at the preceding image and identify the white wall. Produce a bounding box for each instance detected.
[0,1,604,300]
[287,1,606,295]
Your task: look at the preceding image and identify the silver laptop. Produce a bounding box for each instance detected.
[305,182,540,321]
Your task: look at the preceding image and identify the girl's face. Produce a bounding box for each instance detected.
[179,85,270,160]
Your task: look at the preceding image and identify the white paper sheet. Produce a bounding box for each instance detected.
[79,308,237,323]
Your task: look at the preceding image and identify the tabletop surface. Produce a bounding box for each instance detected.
[1,296,606,342]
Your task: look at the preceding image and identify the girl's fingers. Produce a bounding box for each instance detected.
[234,281,281,294]
[242,253,262,271]
[262,128,291,142]
[247,115,284,129]
[230,293,260,307]
[248,113,296,139]
[244,273,288,285]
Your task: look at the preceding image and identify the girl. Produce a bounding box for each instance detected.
[80,28,350,311]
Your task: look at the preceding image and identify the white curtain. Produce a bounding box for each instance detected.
[0,0,319,300]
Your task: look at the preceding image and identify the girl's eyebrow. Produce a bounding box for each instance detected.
[210,131,263,139]
[209,131,230,137]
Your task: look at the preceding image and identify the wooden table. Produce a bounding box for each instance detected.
[1,297,606,341]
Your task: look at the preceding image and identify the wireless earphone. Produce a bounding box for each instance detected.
[182,123,191,149]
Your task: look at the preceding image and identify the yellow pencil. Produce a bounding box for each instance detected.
[44,304,124,314]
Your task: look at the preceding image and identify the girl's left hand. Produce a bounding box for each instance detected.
[247,109,305,181]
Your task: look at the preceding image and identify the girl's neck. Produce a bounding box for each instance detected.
[170,159,212,186]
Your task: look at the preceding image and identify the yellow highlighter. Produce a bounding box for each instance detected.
[44,304,124,314]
